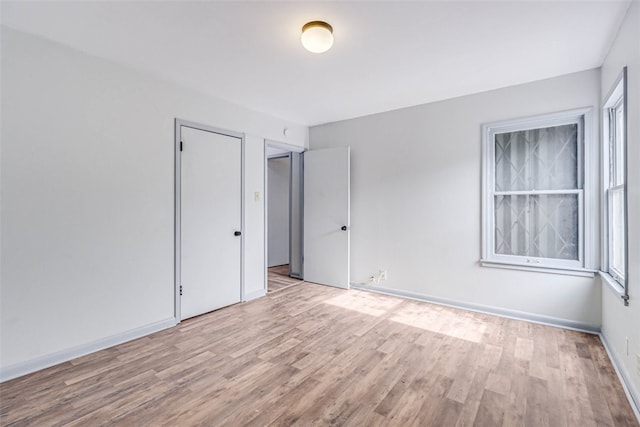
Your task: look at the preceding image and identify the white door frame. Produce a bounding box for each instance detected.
[174,118,245,323]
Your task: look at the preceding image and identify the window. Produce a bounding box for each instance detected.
[602,68,628,301]
[482,109,593,274]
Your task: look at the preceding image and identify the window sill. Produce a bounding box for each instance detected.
[599,271,626,299]
[481,260,596,277]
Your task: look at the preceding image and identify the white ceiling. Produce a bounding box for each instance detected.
[2,1,631,126]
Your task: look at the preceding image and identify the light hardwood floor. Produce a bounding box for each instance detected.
[268,265,303,293]
[1,283,638,426]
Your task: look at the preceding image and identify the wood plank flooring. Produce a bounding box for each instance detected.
[1,283,638,426]
[268,264,303,293]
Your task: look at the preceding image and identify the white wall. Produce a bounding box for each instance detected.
[310,69,602,329]
[267,157,290,267]
[0,27,307,377]
[243,134,268,300]
[600,0,640,410]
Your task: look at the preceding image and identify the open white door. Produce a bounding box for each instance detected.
[303,147,350,289]
[179,125,242,320]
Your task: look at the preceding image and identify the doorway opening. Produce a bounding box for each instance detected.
[266,143,303,293]
[265,142,351,293]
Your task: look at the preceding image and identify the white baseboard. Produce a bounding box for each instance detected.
[244,289,266,301]
[0,317,177,383]
[600,333,640,423]
[351,283,600,334]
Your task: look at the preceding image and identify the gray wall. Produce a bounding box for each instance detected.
[600,0,640,410]
[310,69,602,328]
[268,157,290,267]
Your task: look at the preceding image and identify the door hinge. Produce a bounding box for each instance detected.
[179,285,183,296]
[180,141,183,152]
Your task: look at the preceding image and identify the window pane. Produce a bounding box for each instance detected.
[610,187,626,277]
[495,124,578,191]
[495,194,579,260]
[614,103,625,186]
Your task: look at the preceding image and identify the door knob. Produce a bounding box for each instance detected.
[234,231,242,236]
[341,226,347,231]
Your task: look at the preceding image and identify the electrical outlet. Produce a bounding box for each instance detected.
[636,354,640,377]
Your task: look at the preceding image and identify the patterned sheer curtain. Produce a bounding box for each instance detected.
[494,124,580,260]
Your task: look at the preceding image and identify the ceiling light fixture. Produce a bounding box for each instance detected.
[301,21,333,53]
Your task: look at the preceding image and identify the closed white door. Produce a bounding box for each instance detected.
[303,147,350,288]
[180,125,242,320]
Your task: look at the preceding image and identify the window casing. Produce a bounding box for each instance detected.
[601,68,628,297]
[482,109,593,274]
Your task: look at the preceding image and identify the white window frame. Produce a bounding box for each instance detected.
[600,67,628,304]
[481,108,595,276]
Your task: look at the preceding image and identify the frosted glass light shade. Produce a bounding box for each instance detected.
[301,21,333,53]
